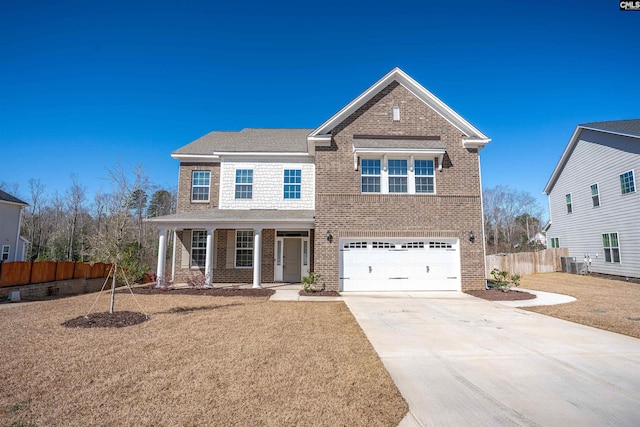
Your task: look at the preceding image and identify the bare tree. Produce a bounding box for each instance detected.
[90,162,150,313]
[66,176,86,261]
[483,185,543,254]
[0,181,21,198]
[22,179,46,260]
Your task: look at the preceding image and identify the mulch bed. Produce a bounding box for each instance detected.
[123,286,275,297]
[62,311,149,328]
[465,288,536,301]
[299,290,341,297]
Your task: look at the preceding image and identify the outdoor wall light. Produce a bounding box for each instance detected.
[326,230,333,243]
[469,231,475,243]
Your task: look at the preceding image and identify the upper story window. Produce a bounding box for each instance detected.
[1,245,9,261]
[590,183,600,207]
[602,232,620,263]
[236,230,253,268]
[388,160,408,193]
[235,169,253,199]
[620,170,635,194]
[191,230,207,268]
[284,169,301,199]
[361,159,381,193]
[565,193,572,214]
[415,160,435,193]
[191,171,211,202]
[361,157,436,194]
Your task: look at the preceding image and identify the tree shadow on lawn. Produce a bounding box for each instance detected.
[157,302,245,315]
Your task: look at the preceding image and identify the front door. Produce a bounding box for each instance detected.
[283,238,301,282]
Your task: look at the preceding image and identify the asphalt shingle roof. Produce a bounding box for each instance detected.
[0,189,27,205]
[173,128,314,156]
[580,119,640,138]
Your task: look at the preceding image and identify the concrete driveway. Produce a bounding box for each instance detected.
[343,292,640,426]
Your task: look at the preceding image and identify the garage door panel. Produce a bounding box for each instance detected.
[340,239,460,292]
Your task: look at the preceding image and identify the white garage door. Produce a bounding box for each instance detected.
[340,239,460,291]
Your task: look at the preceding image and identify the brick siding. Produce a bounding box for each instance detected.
[314,81,485,291]
[176,162,220,213]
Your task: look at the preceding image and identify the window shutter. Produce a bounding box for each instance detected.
[226,230,235,269]
[181,230,191,269]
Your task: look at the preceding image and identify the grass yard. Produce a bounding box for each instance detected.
[520,272,640,339]
[0,292,407,426]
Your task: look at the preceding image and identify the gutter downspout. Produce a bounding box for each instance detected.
[478,150,489,290]
[15,206,24,261]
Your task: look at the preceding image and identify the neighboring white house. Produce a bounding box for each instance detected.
[0,190,28,262]
[543,119,640,278]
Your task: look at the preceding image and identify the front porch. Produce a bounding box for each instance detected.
[147,209,315,289]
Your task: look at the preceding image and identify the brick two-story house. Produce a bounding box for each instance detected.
[149,68,490,291]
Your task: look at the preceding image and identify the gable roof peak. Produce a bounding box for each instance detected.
[308,67,489,149]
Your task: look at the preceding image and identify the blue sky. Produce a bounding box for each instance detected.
[2,1,639,219]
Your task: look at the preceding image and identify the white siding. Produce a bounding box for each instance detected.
[0,203,22,261]
[219,158,315,210]
[547,129,640,277]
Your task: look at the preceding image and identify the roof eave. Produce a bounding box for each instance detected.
[171,153,220,162]
[543,126,583,195]
[462,137,491,150]
[0,199,28,207]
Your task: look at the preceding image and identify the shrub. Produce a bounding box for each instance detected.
[490,268,521,292]
[302,271,323,293]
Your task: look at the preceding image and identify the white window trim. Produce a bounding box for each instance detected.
[234,169,253,200]
[235,230,254,269]
[602,232,621,264]
[590,183,600,208]
[191,170,211,203]
[359,155,437,195]
[191,230,206,269]
[619,169,635,195]
[283,169,302,200]
[1,245,9,261]
[565,193,572,214]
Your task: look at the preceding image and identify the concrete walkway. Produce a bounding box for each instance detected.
[496,288,577,307]
[269,289,343,302]
[343,291,640,426]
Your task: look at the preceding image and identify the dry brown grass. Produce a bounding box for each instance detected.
[0,292,407,426]
[520,272,640,339]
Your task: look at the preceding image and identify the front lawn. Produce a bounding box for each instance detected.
[520,272,640,339]
[0,292,407,426]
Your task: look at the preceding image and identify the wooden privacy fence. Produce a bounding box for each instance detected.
[485,248,568,278]
[0,261,112,287]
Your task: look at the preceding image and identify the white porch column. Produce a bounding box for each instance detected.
[252,227,262,289]
[156,227,167,288]
[204,227,215,287]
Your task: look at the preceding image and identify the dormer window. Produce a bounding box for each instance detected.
[392,106,400,121]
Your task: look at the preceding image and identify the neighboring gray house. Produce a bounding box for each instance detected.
[0,190,28,262]
[543,119,640,278]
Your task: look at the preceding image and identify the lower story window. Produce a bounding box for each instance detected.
[191,231,207,267]
[602,232,620,263]
[236,230,253,268]
[550,237,559,248]
[1,245,9,261]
